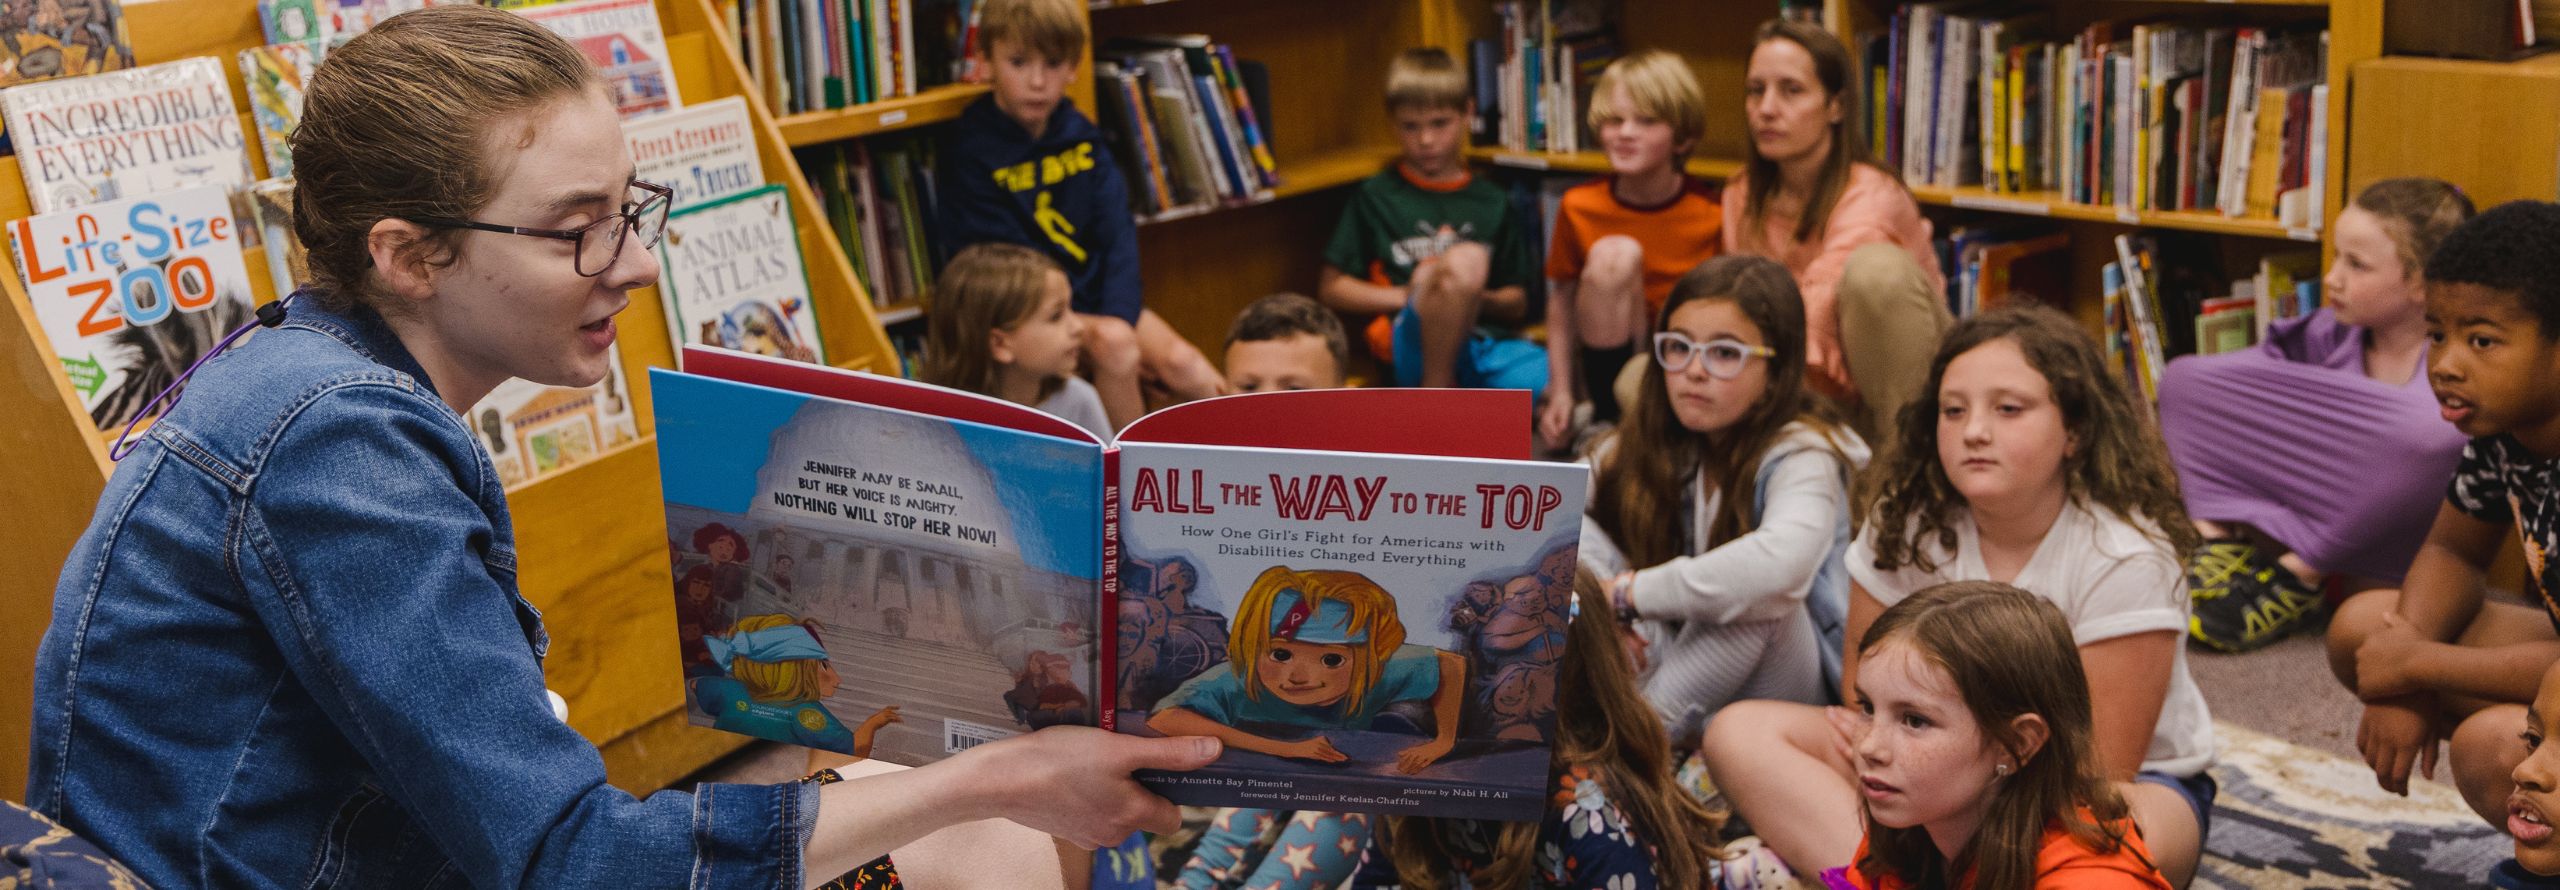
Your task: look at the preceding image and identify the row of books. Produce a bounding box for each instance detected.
[800,135,941,311]
[1869,5,2329,229]
[732,0,973,116]
[2099,232,2321,402]
[1091,34,1278,220]
[1472,0,1615,155]
[1937,227,2067,320]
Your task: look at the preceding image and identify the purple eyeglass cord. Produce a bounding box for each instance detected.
[107,296,294,461]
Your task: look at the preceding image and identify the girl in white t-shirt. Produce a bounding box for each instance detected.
[1699,305,2215,888]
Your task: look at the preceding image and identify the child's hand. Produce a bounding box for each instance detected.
[1538,390,1578,451]
[860,706,903,730]
[1270,735,1349,764]
[2355,612,2427,700]
[1824,705,1871,767]
[2356,700,2441,795]
[1395,736,1455,774]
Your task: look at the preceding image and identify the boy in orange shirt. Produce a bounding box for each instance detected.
[1540,49,1723,447]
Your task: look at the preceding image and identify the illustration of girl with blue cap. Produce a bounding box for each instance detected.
[691,614,900,756]
[1147,566,1467,775]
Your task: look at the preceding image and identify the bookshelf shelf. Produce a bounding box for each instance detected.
[1467,147,1745,182]
[1135,143,1400,227]
[877,301,925,324]
[1906,184,2322,242]
[776,82,990,147]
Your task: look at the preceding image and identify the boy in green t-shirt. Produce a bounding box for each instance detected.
[1317,48,1545,395]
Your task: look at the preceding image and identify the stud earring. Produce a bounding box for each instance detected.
[1994,763,2011,778]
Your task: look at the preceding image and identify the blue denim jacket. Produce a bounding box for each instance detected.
[27,298,817,889]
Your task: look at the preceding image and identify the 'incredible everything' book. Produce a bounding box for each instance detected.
[652,347,1581,820]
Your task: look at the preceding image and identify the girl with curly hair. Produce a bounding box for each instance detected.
[1701,306,2214,888]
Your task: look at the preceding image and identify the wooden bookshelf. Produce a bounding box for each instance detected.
[0,0,901,799]
[1906,185,2324,242]
[778,82,991,147]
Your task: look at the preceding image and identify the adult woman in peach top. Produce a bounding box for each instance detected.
[1725,19,1948,439]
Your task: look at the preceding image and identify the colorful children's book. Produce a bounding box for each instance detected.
[655,184,824,366]
[0,0,139,121]
[239,40,322,179]
[512,0,681,119]
[652,349,1581,820]
[7,184,257,433]
[2,57,254,215]
[622,95,764,212]
[256,0,326,44]
[465,345,640,490]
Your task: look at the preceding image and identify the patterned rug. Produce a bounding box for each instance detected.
[2200,721,2509,888]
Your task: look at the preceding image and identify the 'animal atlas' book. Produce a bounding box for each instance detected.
[652,348,1581,820]
[7,184,256,433]
[655,184,823,366]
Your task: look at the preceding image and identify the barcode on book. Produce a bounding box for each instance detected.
[943,718,1015,754]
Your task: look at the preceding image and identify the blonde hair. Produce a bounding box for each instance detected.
[729,614,831,703]
[923,243,1067,400]
[1227,567,1405,716]
[978,0,1086,64]
[291,5,600,313]
[1385,47,1470,113]
[2353,178,2476,278]
[1587,49,1706,161]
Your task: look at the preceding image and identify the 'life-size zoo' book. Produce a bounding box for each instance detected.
[652,345,1584,819]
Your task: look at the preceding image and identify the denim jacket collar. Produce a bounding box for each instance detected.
[280,290,441,401]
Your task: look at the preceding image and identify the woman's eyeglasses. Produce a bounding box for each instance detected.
[1652,332,1776,379]
[410,179,674,277]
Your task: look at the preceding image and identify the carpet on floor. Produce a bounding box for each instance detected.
[2200,721,2508,888]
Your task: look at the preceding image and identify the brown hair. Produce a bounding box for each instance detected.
[924,242,1066,399]
[1853,581,2151,890]
[1388,570,1724,889]
[1224,292,1347,368]
[1587,49,1706,162]
[977,0,1086,64]
[1858,306,2200,574]
[2353,177,2476,278]
[290,5,601,313]
[1739,19,1901,249]
[1593,255,1853,568]
[1385,46,1470,113]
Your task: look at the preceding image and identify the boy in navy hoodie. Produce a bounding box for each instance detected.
[937,0,1222,428]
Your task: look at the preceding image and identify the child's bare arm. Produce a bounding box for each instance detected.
[2078,631,2178,781]
[2363,625,2560,704]
[1480,284,1529,325]
[2392,503,2510,639]
[1538,277,1580,445]
[1317,264,1410,316]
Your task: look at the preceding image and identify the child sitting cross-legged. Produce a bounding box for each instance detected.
[2163,178,2476,652]
[1319,48,1544,399]
[937,0,1224,428]
[1831,580,2172,890]
[2326,200,2560,830]
[1703,306,2215,888]
[1224,292,1349,394]
[923,243,1113,439]
[1539,49,1725,449]
[1583,255,1870,742]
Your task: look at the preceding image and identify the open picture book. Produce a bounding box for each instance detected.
[652,345,1583,820]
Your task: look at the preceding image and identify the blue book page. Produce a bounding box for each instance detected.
[653,369,1105,765]
[1113,442,1587,821]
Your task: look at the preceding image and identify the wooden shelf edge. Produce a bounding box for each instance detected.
[1135,144,1400,227]
[1908,185,2322,241]
[876,302,924,324]
[1467,147,1744,181]
[777,83,990,148]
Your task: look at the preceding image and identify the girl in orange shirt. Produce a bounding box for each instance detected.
[1829,581,2171,890]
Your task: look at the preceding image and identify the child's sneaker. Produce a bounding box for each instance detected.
[2187,539,2323,652]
